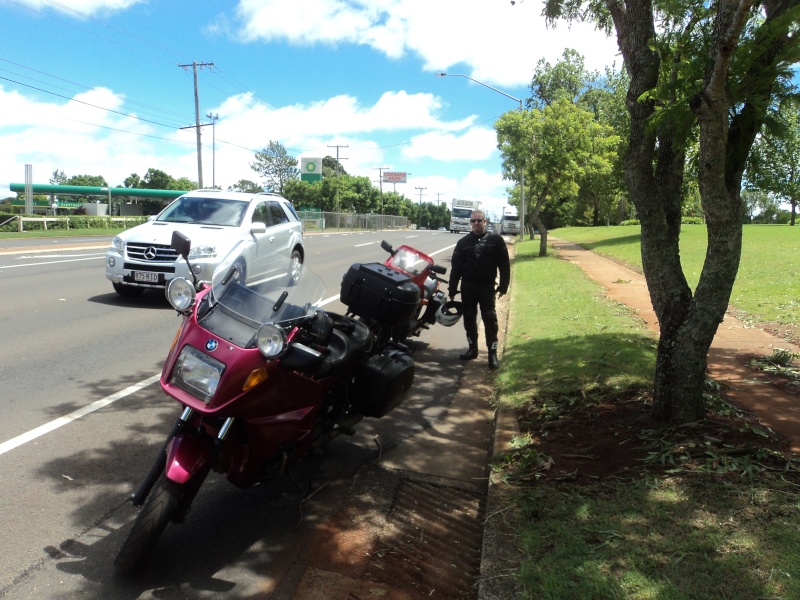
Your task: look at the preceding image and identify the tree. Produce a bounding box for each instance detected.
[497,98,618,255]
[746,100,800,225]
[50,170,67,185]
[67,174,108,187]
[543,0,800,421]
[229,179,264,193]
[251,141,299,195]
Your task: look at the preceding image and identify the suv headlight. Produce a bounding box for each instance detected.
[188,245,217,259]
[111,236,124,253]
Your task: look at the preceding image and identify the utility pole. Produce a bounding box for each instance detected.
[179,61,214,188]
[207,113,219,188]
[415,186,427,229]
[373,166,389,229]
[327,144,349,176]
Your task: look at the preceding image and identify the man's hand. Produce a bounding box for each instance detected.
[448,290,458,300]
[496,286,507,298]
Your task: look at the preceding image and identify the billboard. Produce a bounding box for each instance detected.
[382,171,407,184]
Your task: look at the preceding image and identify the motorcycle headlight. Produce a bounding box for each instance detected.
[170,345,225,403]
[166,278,196,311]
[188,244,217,259]
[256,324,287,358]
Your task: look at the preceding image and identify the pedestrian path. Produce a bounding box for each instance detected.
[550,237,800,453]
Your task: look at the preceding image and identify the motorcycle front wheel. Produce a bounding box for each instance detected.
[114,474,182,576]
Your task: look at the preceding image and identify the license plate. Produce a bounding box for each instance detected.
[133,271,160,283]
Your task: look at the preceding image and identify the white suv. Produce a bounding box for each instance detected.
[106,190,305,296]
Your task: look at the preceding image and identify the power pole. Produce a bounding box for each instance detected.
[179,61,214,188]
[415,186,427,229]
[327,144,349,176]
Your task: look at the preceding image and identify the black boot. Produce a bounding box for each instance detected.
[460,346,478,360]
[488,350,499,370]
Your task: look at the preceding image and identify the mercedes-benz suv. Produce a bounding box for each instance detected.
[105,190,305,296]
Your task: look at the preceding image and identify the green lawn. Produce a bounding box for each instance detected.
[551,224,800,342]
[496,235,800,599]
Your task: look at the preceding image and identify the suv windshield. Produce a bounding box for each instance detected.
[158,197,248,227]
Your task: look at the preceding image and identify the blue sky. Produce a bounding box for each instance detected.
[0,0,619,219]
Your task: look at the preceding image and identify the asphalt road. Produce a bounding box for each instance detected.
[0,229,469,598]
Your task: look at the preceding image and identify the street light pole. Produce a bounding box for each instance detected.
[436,73,526,241]
[206,113,218,188]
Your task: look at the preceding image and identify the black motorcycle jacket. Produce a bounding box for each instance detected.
[448,231,510,296]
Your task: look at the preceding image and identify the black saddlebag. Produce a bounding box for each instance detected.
[340,263,421,326]
[352,350,415,418]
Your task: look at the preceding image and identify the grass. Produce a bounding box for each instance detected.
[551,224,800,343]
[0,228,126,240]
[496,236,800,599]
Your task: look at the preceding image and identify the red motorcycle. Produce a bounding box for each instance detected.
[340,240,458,345]
[115,233,416,575]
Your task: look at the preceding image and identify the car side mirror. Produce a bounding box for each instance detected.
[250,222,268,235]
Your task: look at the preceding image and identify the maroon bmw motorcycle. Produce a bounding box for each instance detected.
[115,232,417,575]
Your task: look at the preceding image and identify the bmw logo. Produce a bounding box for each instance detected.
[205,339,219,352]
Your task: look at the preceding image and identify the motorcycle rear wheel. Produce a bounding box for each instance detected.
[114,474,182,576]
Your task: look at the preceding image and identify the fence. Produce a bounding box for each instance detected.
[298,211,409,233]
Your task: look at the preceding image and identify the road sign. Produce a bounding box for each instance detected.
[301,158,322,183]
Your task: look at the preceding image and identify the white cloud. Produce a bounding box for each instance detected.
[403,127,498,162]
[233,0,620,87]
[12,0,145,14]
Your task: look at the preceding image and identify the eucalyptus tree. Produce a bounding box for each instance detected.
[539,0,800,421]
[250,141,299,195]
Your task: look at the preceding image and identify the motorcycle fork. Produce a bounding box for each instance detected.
[130,407,194,507]
[173,417,236,523]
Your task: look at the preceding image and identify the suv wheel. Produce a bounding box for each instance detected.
[113,283,145,297]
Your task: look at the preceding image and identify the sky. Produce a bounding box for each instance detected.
[0,0,621,220]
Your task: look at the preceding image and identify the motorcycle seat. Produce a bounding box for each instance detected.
[317,317,374,378]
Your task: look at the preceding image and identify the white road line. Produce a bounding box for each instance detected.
[2,256,104,269]
[354,242,374,247]
[0,374,161,457]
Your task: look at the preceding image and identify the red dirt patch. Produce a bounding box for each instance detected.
[508,390,797,486]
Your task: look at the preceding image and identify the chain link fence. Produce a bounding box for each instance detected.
[297,211,410,233]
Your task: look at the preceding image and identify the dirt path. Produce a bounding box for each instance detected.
[550,237,800,453]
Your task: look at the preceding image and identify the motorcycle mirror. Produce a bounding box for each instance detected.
[432,264,447,275]
[380,240,394,255]
[171,231,192,260]
[171,231,198,288]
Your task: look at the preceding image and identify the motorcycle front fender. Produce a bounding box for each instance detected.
[164,434,214,484]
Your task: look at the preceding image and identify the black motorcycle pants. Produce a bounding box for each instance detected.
[460,280,498,349]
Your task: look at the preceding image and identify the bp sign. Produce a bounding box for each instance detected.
[301,158,322,183]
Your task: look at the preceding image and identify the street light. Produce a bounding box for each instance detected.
[436,73,526,241]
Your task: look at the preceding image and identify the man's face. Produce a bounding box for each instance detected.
[470,212,486,235]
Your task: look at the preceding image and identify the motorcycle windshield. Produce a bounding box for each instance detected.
[208,239,325,328]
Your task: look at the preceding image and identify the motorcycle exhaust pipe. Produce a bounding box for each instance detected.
[130,407,194,507]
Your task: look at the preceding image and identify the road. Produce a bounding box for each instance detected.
[0,230,468,598]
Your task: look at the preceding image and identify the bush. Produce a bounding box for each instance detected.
[620,219,640,226]
[682,216,705,224]
[0,214,148,232]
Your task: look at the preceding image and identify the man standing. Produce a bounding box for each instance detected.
[448,210,510,369]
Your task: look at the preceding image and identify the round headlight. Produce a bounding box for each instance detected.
[256,324,287,358]
[166,278,196,311]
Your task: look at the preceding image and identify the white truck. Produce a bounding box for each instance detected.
[500,211,521,235]
[449,199,482,233]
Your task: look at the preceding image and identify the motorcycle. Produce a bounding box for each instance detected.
[114,232,416,575]
[340,240,453,345]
